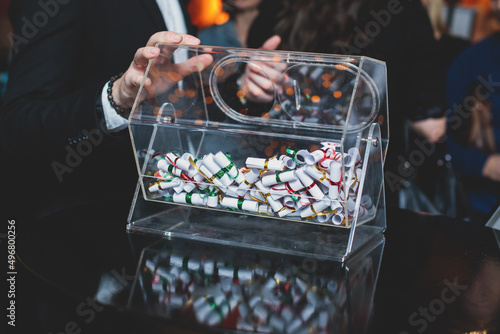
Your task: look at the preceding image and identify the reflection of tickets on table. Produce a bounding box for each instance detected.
[129,236,385,333]
[140,248,348,332]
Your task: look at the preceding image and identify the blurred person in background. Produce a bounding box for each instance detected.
[243,0,448,211]
[446,0,500,222]
[458,0,500,42]
[0,0,210,225]
[422,0,470,70]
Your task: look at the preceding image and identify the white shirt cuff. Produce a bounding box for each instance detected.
[101,81,129,132]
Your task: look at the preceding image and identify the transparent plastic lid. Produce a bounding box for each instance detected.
[131,44,388,155]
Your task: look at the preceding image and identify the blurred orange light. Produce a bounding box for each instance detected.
[187,0,229,30]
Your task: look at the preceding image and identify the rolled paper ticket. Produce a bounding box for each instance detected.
[157,157,169,172]
[249,189,266,203]
[203,154,232,186]
[332,212,345,225]
[318,200,342,223]
[253,303,268,324]
[187,158,209,189]
[157,159,184,177]
[348,186,357,198]
[287,179,305,193]
[173,181,185,194]
[299,193,312,207]
[361,194,373,209]
[321,141,338,151]
[287,318,304,333]
[348,147,361,163]
[246,157,283,171]
[165,152,192,172]
[173,192,207,206]
[339,188,346,201]
[237,268,253,282]
[166,164,184,177]
[148,178,181,192]
[221,197,259,212]
[258,204,273,215]
[343,153,355,168]
[207,194,219,208]
[318,182,329,195]
[267,197,293,217]
[295,168,325,201]
[361,194,376,216]
[193,297,212,323]
[329,161,342,183]
[254,180,271,200]
[261,170,297,187]
[158,188,174,199]
[186,258,200,271]
[279,155,296,169]
[317,213,333,223]
[293,199,309,211]
[346,196,356,214]
[293,149,309,165]
[300,199,331,219]
[304,165,331,187]
[282,195,296,208]
[318,311,329,330]
[233,172,245,186]
[224,185,241,198]
[301,303,315,322]
[238,168,260,193]
[328,184,339,199]
[331,199,343,212]
[305,149,327,165]
[214,151,239,179]
[183,180,197,193]
[199,164,225,188]
[269,184,292,200]
[318,157,334,170]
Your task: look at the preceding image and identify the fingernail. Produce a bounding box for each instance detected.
[149,47,158,55]
[172,33,182,41]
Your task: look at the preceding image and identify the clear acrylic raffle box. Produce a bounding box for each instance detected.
[127,44,388,262]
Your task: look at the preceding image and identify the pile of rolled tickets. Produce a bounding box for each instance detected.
[145,253,348,332]
[147,142,375,226]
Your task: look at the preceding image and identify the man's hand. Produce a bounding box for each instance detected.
[238,35,285,103]
[112,31,213,108]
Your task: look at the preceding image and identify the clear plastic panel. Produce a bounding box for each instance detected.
[128,44,388,258]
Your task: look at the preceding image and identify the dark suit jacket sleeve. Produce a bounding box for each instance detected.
[0,0,112,160]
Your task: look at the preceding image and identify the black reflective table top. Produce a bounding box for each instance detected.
[10,200,500,334]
